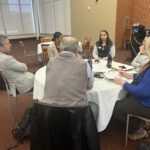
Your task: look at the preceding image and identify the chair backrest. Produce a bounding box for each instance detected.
[82,37,93,58]
[19,41,26,55]
[40,36,52,43]
[19,41,38,57]
[30,102,100,150]
[124,29,131,41]
[41,44,50,65]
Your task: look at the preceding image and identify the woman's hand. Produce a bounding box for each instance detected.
[119,70,132,79]
[114,77,126,86]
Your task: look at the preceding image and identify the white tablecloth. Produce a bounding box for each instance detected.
[33,61,132,132]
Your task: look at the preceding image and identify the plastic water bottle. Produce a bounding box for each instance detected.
[107,53,112,68]
[88,58,93,70]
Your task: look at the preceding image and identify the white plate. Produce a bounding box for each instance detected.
[103,71,119,80]
[112,62,134,71]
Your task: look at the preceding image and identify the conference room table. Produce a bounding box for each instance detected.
[33,60,134,132]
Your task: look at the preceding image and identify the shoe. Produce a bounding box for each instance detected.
[128,128,148,141]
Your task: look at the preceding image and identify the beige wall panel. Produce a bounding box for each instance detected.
[70,0,117,45]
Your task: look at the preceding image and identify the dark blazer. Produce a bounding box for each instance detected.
[30,102,100,150]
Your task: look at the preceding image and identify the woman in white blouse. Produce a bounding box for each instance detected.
[48,32,63,59]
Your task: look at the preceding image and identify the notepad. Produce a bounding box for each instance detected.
[103,71,119,80]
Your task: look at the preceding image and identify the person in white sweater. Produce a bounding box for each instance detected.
[131,44,149,72]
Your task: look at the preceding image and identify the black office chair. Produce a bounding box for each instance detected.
[30,101,100,150]
[130,25,146,60]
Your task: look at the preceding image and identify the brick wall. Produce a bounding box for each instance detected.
[115,0,133,50]
[116,0,150,50]
[132,0,150,28]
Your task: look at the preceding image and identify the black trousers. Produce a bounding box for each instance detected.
[113,95,150,133]
[0,79,5,90]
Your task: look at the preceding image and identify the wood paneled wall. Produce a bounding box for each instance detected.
[132,0,150,28]
[116,0,150,50]
[115,0,133,49]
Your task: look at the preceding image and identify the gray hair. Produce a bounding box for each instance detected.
[60,37,80,53]
[144,37,150,58]
[0,34,7,47]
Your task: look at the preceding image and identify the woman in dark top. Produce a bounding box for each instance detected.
[93,30,115,60]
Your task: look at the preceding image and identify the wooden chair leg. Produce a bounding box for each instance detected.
[8,96,16,123]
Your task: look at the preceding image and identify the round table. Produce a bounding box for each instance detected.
[33,60,131,132]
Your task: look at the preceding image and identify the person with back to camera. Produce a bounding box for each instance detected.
[113,37,150,140]
[131,37,150,72]
[92,30,115,61]
[47,32,63,59]
[0,34,34,96]
[43,36,99,122]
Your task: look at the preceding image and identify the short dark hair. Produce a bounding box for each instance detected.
[53,32,62,41]
[0,34,8,47]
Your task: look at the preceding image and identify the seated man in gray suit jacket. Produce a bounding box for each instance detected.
[0,34,34,96]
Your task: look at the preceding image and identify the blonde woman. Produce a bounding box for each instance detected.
[113,37,150,140]
[131,37,150,72]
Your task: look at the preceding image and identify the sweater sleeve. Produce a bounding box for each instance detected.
[92,45,99,59]
[131,52,141,67]
[87,62,94,90]
[110,44,115,58]
[123,69,150,97]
